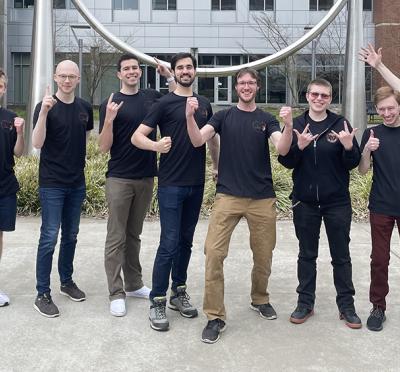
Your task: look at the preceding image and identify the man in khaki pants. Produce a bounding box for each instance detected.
[186,67,293,343]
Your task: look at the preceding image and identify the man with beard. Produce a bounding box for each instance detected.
[132,52,219,331]
[185,67,293,343]
[98,54,176,317]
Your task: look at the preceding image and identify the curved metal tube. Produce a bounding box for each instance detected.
[71,0,347,77]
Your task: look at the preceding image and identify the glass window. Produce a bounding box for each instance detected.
[199,55,215,66]
[12,53,31,104]
[267,66,286,103]
[249,0,274,11]
[113,0,138,10]
[212,0,236,11]
[53,0,66,8]
[152,0,177,10]
[14,0,34,8]
[363,0,372,11]
[309,0,333,11]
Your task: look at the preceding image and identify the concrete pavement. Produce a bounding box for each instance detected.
[0,217,399,372]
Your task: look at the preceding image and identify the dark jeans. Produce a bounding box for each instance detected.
[36,186,86,295]
[293,201,355,312]
[150,185,204,299]
[370,212,400,310]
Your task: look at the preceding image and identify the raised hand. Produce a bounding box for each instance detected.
[155,136,172,153]
[186,97,199,117]
[155,57,173,78]
[279,106,293,128]
[105,93,123,122]
[41,85,57,113]
[293,123,318,150]
[358,43,382,68]
[331,121,358,150]
[364,129,380,152]
[14,117,25,134]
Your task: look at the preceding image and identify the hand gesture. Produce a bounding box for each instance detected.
[105,93,123,122]
[41,85,57,113]
[293,124,318,150]
[156,136,172,153]
[155,57,173,79]
[14,117,25,134]
[364,129,380,152]
[358,43,382,68]
[186,97,198,118]
[279,106,293,128]
[331,121,358,150]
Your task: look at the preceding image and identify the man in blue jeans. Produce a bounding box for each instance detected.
[32,60,93,317]
[132,52,219,331]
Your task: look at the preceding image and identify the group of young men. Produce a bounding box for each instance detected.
[0,44,399,343]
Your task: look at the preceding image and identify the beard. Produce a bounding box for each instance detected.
[176,75,195,88]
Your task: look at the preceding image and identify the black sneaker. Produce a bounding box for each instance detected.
[168,285,198,318]
[34,293,60,318]
[60,282,86,302]
[250,302,277,320]
[339,309,362,329]
[289,306,314,324]
[367,306,386,332]
[201,319,226,344]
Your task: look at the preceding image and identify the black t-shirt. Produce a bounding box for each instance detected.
[33,96,94,188]
[360,124,400,216]
[99,89,161,179]
[0,108,18,197]
[209,106,280,199]
[142,92,213,186]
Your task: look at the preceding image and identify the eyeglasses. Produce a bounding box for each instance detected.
[57,74,79,81]
[308,91,331,100]
[237,81,257,87]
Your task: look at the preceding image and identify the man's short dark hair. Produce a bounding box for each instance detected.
[235,67,261,87]
[117,54,140,71]
[0,68,8,86]
[170,53,197,71]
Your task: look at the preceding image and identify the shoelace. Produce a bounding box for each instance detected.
[178,291,191,308]
[42,295,52,304]
[155,303,167,319]
[370,307,384,318]
[206,319,220,329]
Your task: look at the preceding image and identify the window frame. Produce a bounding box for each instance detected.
[211,0,236,11]
[249,0,274,11]
[152,0,177,11]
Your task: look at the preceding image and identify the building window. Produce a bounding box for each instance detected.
[249,0,274,11]
[113,0,139,10]
[363,0,372,11]
[14,0,34,8]
[309,0,333,11]
[53,0,66,8]
[12,53,31,104]
[212,0,236,11]
[152,0,177,10]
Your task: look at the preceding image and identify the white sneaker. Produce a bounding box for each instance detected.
[0,291,10,307]
[110,298,126,317]
[126,286,150,299]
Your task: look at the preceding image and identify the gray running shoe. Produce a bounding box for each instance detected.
[250,302,277,320]
[149,297,169,331]
[34,293,60,318]
[169,285,198,318]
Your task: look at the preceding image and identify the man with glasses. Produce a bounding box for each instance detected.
[185,67,293,343]
[278,78,362,329]
[32,60,93,317]
[0,69,24,307]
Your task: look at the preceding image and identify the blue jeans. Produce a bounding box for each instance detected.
[150,185,204,299]
[36,186,86,295]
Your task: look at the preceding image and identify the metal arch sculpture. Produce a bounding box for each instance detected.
[71,0,348,77]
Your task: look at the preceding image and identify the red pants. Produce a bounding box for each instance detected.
[369,212,400,310]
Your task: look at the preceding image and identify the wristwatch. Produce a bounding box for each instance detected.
[167,76,175,84]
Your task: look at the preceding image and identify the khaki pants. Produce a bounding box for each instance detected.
[203,193,277,320]
[104,177,153,300]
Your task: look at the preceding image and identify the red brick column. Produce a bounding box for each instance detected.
[373,0,400,89]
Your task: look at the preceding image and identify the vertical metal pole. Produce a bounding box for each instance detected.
[26,0,54,154]
[311,39,316,80]
[343,0,366,141]
[0,0,7,107]
[78,38,83,97]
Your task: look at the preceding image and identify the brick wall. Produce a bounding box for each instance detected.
[373,0,400,89]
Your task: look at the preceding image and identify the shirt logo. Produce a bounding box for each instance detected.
[252,121,266,133]
[1,120,13,131]
[79,112,89,126]
[326,132,338,143]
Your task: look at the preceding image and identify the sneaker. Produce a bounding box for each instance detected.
[149,297,169,331]
[250,302,277,320]
[60,282,86,302]
[110,298,126,317]
[201,319,226,344]
[0,291,10,307]
[367,306,386,332]
[339,309,362,329]
[126,286,150,299]
[34,293,60,318]
[168,285,198,318]
[289,306,314,324]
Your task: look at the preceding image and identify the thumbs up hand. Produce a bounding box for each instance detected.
[365,129,380,152]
